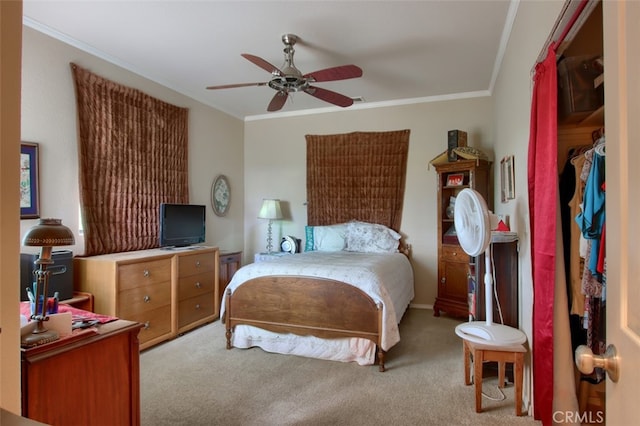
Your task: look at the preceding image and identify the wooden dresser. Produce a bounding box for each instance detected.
[74,246,219,350]
[21,319,143,425]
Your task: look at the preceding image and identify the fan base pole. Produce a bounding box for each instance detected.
[484,253,493,327]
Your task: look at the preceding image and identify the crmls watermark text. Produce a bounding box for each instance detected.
[553,411,605,424]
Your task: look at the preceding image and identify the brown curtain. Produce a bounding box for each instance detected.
[306,130,410,232]
[71,63,189,256]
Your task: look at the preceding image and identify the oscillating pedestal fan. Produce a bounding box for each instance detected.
[453,188,526,346]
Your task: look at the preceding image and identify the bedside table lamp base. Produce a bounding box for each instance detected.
[258,199,283,254]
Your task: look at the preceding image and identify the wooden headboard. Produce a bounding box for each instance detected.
[305,130,410,232]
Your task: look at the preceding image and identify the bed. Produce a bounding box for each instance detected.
[221,221,414,371]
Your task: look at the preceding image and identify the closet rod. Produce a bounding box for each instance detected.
[532,0,594,69]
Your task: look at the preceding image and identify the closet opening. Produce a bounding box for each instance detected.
[555,0,605,419]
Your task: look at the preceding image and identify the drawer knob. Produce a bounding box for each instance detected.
[195,261,201,268]
[143,295,151,303]
[143,269,150,277]
[144,321,150,330]
[195,282,201,288]
[452,252,457,256]
[195,304,201,310]
[441,277,446,284]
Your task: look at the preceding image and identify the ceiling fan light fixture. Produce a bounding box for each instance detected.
[206,33,363,111]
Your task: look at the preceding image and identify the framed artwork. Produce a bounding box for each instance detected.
[20,142,40,219]
[501,155,515,202]
[446,173,464,187]
[211,174,230,217]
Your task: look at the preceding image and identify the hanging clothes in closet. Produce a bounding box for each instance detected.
[560,143,588,350]
[575,132,607,382]
[559,129,606,362]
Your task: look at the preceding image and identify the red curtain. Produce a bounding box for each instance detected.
[527,44,558,425]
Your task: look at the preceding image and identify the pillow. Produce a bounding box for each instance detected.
[345,221,401,253]
[305,223,348,252]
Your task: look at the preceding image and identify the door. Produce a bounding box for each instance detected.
[601,1,640,423]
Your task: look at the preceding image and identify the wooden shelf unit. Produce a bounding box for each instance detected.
[433,159,491,319]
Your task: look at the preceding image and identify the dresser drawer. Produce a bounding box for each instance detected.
[178,292,215,328]
[118,281,171,319]
[178,271,215,300]
[441,245,467,262]
[125,305,172,347]
[117,258,172,291]
[178,251,215,277]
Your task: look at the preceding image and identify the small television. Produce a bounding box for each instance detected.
[159,203,206,248]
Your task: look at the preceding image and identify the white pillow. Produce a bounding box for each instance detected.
[345,221,401,253]
[304,223,348,252]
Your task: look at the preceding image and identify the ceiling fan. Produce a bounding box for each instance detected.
[206,34,363,112]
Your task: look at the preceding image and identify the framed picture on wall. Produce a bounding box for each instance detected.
[500,155,515,202]
[20,142,40,219]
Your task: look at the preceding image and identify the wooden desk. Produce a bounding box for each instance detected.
[60,291,94,312]
[21,319,143,426]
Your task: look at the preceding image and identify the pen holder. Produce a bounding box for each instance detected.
[30,296,59,317]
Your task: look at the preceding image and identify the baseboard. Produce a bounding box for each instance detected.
[409,303,433,310]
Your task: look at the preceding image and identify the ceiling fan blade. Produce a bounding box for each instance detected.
[206,82,268,90]
[267,91,288,112]
[304,65,363,82]
[241,53,283,76]
[304,85,354,108]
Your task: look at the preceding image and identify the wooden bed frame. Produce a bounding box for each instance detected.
[224,275,386,371]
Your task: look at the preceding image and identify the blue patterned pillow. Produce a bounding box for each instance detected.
[305,226,315,252]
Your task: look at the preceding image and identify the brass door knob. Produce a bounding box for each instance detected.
[575,344,619,382]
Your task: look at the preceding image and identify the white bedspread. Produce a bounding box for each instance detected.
[220,251,414,365]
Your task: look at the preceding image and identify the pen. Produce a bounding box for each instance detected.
[53,291,59,314]
[26,287,35,303]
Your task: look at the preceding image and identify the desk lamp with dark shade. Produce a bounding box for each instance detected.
[258,199,283,253]
[21,218,75,348]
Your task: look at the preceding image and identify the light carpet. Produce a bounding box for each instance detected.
[140,308,541,426]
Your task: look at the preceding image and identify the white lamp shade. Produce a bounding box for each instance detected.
[258,199,283,220]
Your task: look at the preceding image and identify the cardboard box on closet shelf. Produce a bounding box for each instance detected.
[558,55,604,124]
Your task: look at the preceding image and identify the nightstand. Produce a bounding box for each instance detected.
[219,250,242,312]
[254,252,293,262]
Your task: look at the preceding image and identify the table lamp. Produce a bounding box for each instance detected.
[257,199,283,253]
[21,218,75,347]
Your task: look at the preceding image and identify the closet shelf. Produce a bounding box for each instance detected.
[579,105,604,127]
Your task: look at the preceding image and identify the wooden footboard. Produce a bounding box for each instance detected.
[224,275,386,371]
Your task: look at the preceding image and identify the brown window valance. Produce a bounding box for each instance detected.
[71,63,189,256]
[306,130,410,232]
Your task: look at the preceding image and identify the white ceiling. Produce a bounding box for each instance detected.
[23,0,517,120]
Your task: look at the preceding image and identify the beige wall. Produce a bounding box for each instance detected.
[1,0,24,414]
[20,27,245,255]
[244,98,494,307]
[492,0,565,344]
[491,0,566,412]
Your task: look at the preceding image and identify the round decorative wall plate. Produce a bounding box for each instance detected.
[211,174,230,217]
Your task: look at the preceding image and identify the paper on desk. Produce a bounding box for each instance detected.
[20,312,73,338]
[46,312,73,336]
